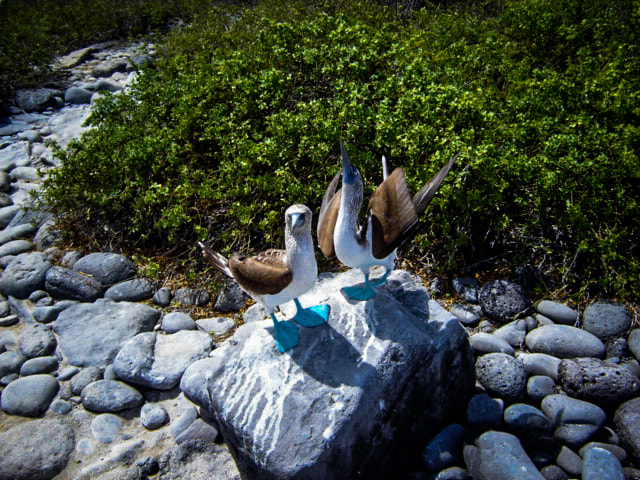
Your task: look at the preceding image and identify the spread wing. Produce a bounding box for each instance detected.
[317,171,342,258]
[229,249,292,295]
[368,168,419,260]
[412,153,459,213]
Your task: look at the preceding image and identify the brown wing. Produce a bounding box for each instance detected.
[317,171,342,258]
[228,249,292,295]
[368,168,419,259]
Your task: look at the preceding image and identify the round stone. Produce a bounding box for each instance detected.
[91,413,124,443]
[20,356,59,375]
[478,280,531,323]
[466,393,504,428]
[18,324,57,358]
[517,352,561,380]
[0,349,26,377]
[535,300,578,325]
[104,278,156,302]
[493,319,528,348]
[541,394,606,427]
[81,380,143,413]
[161,311,197,333]
[141,402,169,430]
[196,317,236,337]
[525,325,606,359]
[583,300,632,340]
[152,287,173,307]
[70,366,104,395]
[629,329,640,362]
[503,403,552,434]
[558,357,640,407]
[0,418,75,480]
[475,352,527,402]
[614,398,640,466]
[214,282,249,312]
[450,303,482,326]
[527,375,556,402]
[582,446,624,480]
[0,374,59,416]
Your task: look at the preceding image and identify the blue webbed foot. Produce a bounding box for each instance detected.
[293,300,329,327]
[342,285,377,301]
[367,268,391,287]
[271,315,299,353]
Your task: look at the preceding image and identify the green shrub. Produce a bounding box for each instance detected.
[40,0,640,300]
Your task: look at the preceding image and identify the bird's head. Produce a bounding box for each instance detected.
[285,204,312,234]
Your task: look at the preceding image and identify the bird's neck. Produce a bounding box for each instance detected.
[337,185,362,238]
[285,230,316,272]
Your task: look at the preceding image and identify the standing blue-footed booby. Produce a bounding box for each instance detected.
[317,142,458,301]
[199,204,329,353]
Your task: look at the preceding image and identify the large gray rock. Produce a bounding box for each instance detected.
[15,88,63,112]
[525,325,606,358]
[0,251,51,298]
[614,397,640,465]
[53,298,161,367]
[73,252,136,286]
[583,300,632,340]
[181,269,475,480]
[45,266,103,301]
[0,418,75,480]
[113,330,212,390]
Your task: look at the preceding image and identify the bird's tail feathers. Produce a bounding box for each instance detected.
[198,242,233,278]
[413,152,459,213]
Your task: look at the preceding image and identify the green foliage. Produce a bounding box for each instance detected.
[40,0,640,300]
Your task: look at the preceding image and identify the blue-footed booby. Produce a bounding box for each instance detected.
[199,204,329,353]
[317,142,458,300]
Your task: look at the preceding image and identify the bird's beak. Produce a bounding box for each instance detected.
[290,212,306,229]
[340,141,357,185]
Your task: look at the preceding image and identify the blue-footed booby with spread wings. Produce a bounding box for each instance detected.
[317,141,458,301]
[199,204,329,352]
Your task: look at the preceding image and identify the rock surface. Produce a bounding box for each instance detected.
[182,269,475,480]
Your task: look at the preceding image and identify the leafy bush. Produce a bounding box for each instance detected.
[40,0,640,300]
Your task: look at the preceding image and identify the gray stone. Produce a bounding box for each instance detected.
[92,60,128,77]
[527,375,556,402]
[583,300,632,340]
[0,418,75,480]
[33,220,61,249]
[81,380,143,412]
[19,324,57,358]
[0,141,29,171]
[70,366,104,395]
[558,357,640,407]
[214,282,249,312]
[607,337,629,359]
[176,418,219,445]
[32,300,77,324]
[517,352,561,381]
[535,300,578,325]
[15,88,62,112]
[525,325,606,359]
[73,252,136,285]
[20,355,58,375]
[181,269,475,480]
[56,46,95,68]
[504,403,552,434]
[429,467,471,480]
[541,394,606,427]
[113,330,212,390]
[243,303,268,323]
[162,311,197,333]
[8,295,34,322]
[196,317,235,336]
[0,374,59,416]
[493,319,528,348]
[0,348,25,377]
[422,423,465,471]
[64,87,93,105]
[10,166,39,181]
[141,402,169,430]
[0,300,11,317]
[50,398,72,414]
[0,205,20,228]
[555,446,582,477]
[553,423,600,448]
[628,329,640,362]
[0,314,18,326]
[450,303,482,326]
[452,277,479,303]
[57,366,79,381]
[54,299,160,367]
[152,286,172,306]
[91,413,124,443]
[174,288,210,306]
[582,446,624,480]
[157,441,241,480]
[478,280,530,323]
[466,394,504,428]
[93,79,123,92]
[0,329,17,351]
[45,266,103,301]
[539,465,568,480]
[104,277,156,301]
[469,332,515,355]
[60,250,83,267]
[579,442,627,462]
[0,239,33,257]
[475,352,527,402]
[0,252,51,298]
[170,404,199,438]
[463,431,544,480]
[614,397,640,465]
